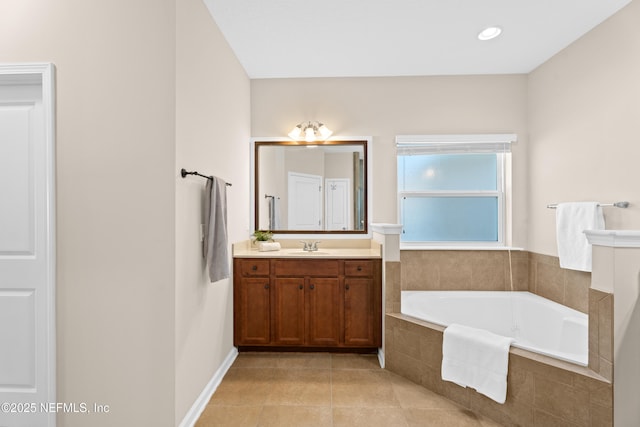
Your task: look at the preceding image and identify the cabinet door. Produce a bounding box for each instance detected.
[236,278,271,345]
[344,278,377,346]
[273,278,305,345]
[307,278,340,346]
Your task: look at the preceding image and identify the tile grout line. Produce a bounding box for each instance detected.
[329,354,334,427]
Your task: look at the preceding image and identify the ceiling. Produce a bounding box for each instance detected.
[203,0,631,79]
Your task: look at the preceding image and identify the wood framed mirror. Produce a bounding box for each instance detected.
[253,139,368,234]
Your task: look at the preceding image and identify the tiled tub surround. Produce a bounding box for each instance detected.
[386,314,612,426]
[588,289,614,382]
[400,251,592,313]
[528,253,592,314]
[385,250,613,426]
[400,250,530,293]
[396,250,612,375]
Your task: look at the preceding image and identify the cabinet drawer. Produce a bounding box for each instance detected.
[274,259,339,277]
[344,260,373,277]
[238,259,270,276]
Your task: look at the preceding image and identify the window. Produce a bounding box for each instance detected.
[396,134,515,246]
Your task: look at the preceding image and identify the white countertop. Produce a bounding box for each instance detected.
[232,240,382,259]
[585,230,640,248]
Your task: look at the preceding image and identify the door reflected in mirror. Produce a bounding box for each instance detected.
[254,140,368,234]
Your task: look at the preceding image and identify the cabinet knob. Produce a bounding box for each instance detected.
[357,266,362,271]
[310,284,315,290]
[299,284,303,290]
[252,265,258,271]
[264,284,269,290]
[346,284,350,290]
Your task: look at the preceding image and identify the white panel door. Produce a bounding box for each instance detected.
[0,64,56,427]
[325,178,350,230]
[288,172,322,230]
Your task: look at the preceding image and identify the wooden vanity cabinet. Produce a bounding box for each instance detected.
[233,259,271,345]
[233,257,381,350]
[273,259,341,347]
[344,260,380,347]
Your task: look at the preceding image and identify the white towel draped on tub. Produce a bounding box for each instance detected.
[556,202,604,272]
[203,176,230,283]
[441,324,514,404]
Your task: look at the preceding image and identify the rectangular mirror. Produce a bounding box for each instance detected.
[254,140,368,234]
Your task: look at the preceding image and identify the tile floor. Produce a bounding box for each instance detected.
[196,352,503,427]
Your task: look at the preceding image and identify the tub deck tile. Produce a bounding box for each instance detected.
[385,313,613,427]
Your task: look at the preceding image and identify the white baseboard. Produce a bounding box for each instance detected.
[178,346,238,427]
[377,348,385,368]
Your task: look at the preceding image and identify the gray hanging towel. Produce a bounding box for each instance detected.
[203,176,230,282]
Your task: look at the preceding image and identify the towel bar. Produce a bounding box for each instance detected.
[547,201,629,209]
[180,168,232,186]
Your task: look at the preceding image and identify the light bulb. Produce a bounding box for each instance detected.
[288,125,302,140]
[478,26,502,41]
[305,125,316,142]
[318,124,332,140]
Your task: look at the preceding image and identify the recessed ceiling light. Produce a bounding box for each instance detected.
[478,26,502,41]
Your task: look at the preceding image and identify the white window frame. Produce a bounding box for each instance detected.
[396,134,516,248]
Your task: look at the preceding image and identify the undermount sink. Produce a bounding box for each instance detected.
[287,250,331,255]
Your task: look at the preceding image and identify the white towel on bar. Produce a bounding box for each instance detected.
[556,202,604,272]
[203,176,230,283]
[441,324,514,404]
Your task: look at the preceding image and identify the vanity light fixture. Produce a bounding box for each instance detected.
[477,26,502,41]
[288,121,333,142]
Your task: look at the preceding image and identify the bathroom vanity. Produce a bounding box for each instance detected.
[232,243,382,351]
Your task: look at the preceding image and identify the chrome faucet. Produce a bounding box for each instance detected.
[300,240,321,252]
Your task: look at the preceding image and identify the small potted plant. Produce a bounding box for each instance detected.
[252,230,279,251]
[252,230,273,242]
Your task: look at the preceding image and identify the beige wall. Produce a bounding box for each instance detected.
[0,1,177,425]
[253,1,640,253]
[1,0,250,425]
[251,75,529,246]
[527,1,640,256]
[175,0,250,423]
[325,152,354,180]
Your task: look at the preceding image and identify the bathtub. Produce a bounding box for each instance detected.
[401,291,588,366]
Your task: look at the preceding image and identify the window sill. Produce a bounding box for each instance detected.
[400,244,524,251]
